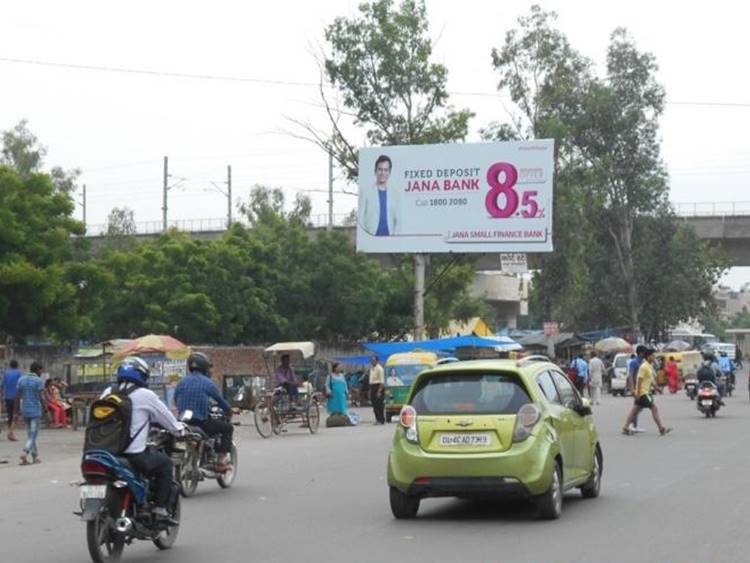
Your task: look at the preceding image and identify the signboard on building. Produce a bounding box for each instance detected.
[356,140,554,253]
[500,253,528,274]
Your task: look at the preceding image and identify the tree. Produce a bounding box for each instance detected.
[0,165,85,341]
[1,120,46,176]
[294,0,473,180]
[106,207,137,236]
[569,28,669,328]
[494,7,728,334]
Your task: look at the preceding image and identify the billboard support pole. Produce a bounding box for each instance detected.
[414,253,426,340]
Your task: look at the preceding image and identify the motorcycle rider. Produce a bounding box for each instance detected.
[103,357,184,524]
[718,351,735,391]
[174,352,234,471]
[697,353,725,405]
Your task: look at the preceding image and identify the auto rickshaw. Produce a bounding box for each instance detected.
[384,351,439,423]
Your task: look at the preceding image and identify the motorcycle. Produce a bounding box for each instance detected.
[696,382,721,418]
[77,428,181,563]
[175,407,238,497]
[684,378,698,400]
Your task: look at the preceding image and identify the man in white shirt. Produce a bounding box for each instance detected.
[102,357,184,522]
[588,353,605,405]
[368,356,386,424]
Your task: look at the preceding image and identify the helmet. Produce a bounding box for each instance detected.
[116,356,150,387]
[187,352,211,375]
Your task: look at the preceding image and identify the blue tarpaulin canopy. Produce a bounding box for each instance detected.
[361,335,521,358]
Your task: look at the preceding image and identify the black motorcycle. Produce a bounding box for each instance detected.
[77,428,181,563]
[696,381,721,418]
[175,407,238,497]
[684,378,698,400]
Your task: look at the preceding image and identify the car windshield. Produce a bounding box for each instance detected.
[411,373,531,415]
[614,356,627,368]
[386,364,430,386]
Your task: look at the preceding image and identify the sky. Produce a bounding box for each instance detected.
[1,0,749,286]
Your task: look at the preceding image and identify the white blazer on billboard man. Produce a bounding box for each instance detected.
[359,154,402,236]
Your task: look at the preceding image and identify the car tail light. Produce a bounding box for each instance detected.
[513,403,541,443]
[399,405,418,443]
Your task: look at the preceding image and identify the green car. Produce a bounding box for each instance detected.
[387,357,602,520]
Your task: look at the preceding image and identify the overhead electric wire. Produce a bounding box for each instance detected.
[2,56,749,108]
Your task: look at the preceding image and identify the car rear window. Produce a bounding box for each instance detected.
[614,356,627,368]
[410,373,531,415]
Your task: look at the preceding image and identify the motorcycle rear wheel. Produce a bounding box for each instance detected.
[217,443,238,488]
[86,511,125,563]
[153,496,180,550]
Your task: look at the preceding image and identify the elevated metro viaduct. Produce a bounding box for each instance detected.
[84,214,750,268]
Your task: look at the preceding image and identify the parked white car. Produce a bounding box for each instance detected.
[610,353,631,396]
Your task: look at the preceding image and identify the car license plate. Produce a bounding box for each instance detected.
[439,433,491,447]
[79,485,107,500]
[701,400,713,406]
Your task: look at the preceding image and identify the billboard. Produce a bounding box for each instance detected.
[356,140,554,253]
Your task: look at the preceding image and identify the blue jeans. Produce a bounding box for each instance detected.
[23,417,40,457]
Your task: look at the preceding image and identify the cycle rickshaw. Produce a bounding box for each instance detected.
[253,342,322,437]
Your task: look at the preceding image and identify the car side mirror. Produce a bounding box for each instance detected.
[578,398,593,416]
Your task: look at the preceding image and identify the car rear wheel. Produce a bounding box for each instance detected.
[580,446,602,499]
[389,487,420,519]
[536,461,563,520]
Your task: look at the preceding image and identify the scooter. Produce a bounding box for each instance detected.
[696,382,721,418]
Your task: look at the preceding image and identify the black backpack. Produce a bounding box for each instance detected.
[84,385,144,454]
[697,364,715,383]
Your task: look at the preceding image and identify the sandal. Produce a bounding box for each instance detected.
[659,427,672,436]
[32,457,41,464]
[621,428,634,436]
[19,455,30,465]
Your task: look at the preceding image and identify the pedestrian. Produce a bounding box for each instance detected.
[622,348,671,436]
[1,359,23,441]
[325,363,349,415]
[665,356,680,394]
[573,353,589,396]
[627,348,645,433]
[17,361,45,464]
[735,345,743,369]
[368,355,385,424]
[588,352,605,405]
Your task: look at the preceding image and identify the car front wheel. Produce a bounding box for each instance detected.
[389,487,420,519]
[536,461,563,520]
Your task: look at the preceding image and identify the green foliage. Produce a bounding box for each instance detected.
[324,0,472,178]
[494,7,727,334]
[0,164,85,341]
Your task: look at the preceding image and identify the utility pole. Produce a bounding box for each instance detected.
[162,156,168,232]
[75,184,87,233]
[227,165,232,227]
[414,254,427,340]
[327,148,334,231]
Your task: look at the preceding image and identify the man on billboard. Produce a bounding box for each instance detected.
[359,155,401,236]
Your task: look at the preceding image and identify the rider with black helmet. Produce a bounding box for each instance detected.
[174,352,234,470]
[102,356,184,523]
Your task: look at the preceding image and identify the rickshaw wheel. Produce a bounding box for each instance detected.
[272,411,283,435]
[254,400,274,439]
[306,399,320,434]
